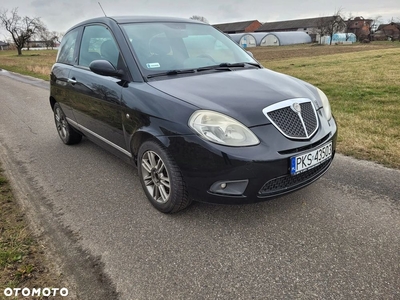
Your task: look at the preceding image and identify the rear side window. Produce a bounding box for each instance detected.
[57,29,79,65]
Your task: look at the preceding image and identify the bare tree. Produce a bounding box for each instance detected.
[370,15,382,34]
[345,13,354,41]
[0,7,44,55]
[316,17,330,44]
[324,9,347,45]
[189,15,209,24]
[36,22,59,49]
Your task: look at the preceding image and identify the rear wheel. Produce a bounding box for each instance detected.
[138,140,191,213]
[53,103,82,145]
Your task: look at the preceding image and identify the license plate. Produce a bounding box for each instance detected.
[290,142,332,175]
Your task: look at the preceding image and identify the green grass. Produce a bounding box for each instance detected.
[0,50,57,81]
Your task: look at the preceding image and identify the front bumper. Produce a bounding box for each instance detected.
[165,115,337,204]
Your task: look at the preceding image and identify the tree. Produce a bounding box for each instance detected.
[370,15,382,34]
[324,9,346,45]
[189,15,209,24]
[36,22,59,49]
[0,7,44,55]
[317,17,330,44]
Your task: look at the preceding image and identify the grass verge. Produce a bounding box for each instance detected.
[0,165,64,299]
[0,50,57,81]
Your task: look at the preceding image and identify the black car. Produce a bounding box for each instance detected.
[50,16,337,213]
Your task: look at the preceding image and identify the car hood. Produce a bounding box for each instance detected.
[147,68,319,127]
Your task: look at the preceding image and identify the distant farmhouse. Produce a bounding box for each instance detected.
[347,17,373,41]
[213,15,376,44]
[213,20,262,34]
[374,22,400,40]
[255,16,345,42]
[0,41,10,50]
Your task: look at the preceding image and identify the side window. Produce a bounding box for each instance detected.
[57,29,79,65]
[79,25,120,68]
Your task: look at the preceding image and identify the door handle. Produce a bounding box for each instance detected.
[67,78,77,84]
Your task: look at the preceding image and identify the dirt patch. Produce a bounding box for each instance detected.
[0,167,66,300]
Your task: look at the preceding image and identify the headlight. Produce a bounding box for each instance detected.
[188,110,260,146]
[317,88,332,120]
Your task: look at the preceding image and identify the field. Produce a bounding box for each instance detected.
[0,42,399,168]
[0,50,57,81]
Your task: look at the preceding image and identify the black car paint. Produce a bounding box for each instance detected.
[147,68,323,127]
[50,16,337,204]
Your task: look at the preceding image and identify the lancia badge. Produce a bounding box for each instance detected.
[292,103,301,113]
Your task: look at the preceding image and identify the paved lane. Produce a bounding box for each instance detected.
[0,71,399,299]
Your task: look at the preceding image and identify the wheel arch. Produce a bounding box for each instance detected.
[130,129,170,166]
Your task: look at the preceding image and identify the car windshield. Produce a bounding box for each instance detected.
[120,22,257,77]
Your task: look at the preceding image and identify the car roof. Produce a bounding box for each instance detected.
[111,16,204,24]
[69,15,204,30]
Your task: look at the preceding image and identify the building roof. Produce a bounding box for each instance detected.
[213,20,259,32]
[256,16,338,32]
[377,22,400,31]
[0,41,9,47]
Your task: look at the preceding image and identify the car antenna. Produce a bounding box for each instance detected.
[98,2,107,17]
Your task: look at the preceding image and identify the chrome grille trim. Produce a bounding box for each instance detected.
[262,98,319,140]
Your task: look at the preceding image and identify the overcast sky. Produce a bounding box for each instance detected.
[1,0,400,38]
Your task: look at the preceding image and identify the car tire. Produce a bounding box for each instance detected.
[53,103,82,145]
[138,140,192,213]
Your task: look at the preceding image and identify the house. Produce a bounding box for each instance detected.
[26,40,47,48]
[255,16,346,42]
[213,20,262,34]
[346,17,373,40]
[374,22,400,40]
[0,41,10,50]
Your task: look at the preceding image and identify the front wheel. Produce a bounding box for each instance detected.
[138,140,191,213]
[53,103,82,145]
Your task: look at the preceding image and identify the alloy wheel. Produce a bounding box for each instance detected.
[141,150,171,203]
[55,107,68,140]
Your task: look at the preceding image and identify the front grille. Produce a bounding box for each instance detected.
[300,102,318,134]
[259,159,331,196]
[267,107,306,138]
[264,99,319,140]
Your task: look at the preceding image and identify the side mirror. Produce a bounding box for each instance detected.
[246,51,254,57]
[89,60,123,77]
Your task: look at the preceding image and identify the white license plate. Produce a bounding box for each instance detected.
[290,142,332,175]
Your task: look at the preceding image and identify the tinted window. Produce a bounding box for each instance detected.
[79,25,120,68]
[57,29,79,65]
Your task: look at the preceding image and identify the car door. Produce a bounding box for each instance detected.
[50,27,81,120]
[68,24,127,150]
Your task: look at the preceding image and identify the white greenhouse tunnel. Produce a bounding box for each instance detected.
[229,32,312,47]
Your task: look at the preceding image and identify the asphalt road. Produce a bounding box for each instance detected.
[0,70,399,300]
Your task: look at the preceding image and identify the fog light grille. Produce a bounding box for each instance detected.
[259,159,331,196]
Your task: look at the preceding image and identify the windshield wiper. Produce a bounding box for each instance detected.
[147,69,195,78]
[147,62,262,78]
[197,62,262,72]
